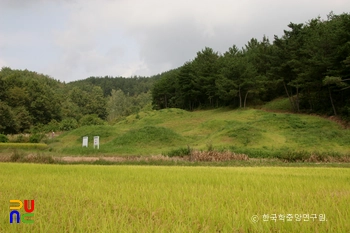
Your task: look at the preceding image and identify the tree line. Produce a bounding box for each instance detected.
[152,12,350,119]
[0,68,154,134]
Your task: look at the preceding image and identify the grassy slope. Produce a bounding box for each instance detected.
[51,106,350,157]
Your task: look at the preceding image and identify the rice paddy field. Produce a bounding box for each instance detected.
[1,163,350,232]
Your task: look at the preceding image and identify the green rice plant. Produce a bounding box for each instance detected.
[1,164,349,232]
[0,143,48,150]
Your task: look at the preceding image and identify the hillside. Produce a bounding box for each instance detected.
[51,107,350,158]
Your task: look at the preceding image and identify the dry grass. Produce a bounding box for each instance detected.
[189,150,249,162]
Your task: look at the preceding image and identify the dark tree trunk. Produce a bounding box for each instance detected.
[328,86,337,116]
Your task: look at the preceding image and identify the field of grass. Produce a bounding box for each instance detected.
[1,163,349,232]
[49,107,350,158]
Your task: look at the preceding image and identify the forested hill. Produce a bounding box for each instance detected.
[0,68,155,134]
[67,75,159,97]
[152,12,350,119]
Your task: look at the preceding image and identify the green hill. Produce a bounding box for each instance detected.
[52,107,350,157]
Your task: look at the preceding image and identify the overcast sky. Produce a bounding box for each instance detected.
[0,0,349,82]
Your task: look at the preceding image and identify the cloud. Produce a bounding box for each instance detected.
[1,0,350,81]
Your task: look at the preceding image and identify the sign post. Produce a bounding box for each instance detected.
[93,136,99,149]
[82,136,88,147]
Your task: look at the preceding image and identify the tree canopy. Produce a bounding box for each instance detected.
[152,12,350,120]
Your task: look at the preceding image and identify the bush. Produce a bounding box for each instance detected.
[60,118,78,131]
[164,146,192,157]
[30,124,44,134]
[0,134,9,143]
[276,151,310,162]
[79,114,105,126]
[15,134,29,143]
[29,134,45,143]
[43,119,60,133]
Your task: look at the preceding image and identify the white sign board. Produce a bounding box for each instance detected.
[94,136,99,149]
[82,136,88,147]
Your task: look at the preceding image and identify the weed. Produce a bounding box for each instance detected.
[0,134,9,142]
[164,146,192,157]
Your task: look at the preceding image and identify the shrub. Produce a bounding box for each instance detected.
[0,134,9,143]
[30,124,44,134]
[164,146,192,157]
[29,134,45,143]
[276,151,310,162]
[15,134,29,143]
[79,114,106,126]
[60,118,78,131]
[43,119,60,133]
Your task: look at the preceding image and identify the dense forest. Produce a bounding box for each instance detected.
[0,69,155,134]
[152,12,350,118]
[1,12,349,135]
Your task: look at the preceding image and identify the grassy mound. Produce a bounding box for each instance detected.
[108,126,184,146]
[51,108,350,157]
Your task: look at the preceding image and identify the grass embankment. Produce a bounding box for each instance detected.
[50,106,350,159]
[1,164,349,232]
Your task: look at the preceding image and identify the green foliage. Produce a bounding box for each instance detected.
[164,146,192,157]
[14,134,29,143]
[107,89,152,122]
[152,12,350,119]
[59,118,78,131]
[79,114,106,126]
[43,119,60,133]
[29,133,45,143]
[0,101,17,134]
[0,134,9,142]
[262,98,293,112]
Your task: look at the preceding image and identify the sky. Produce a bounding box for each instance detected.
[0,0,349,82]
